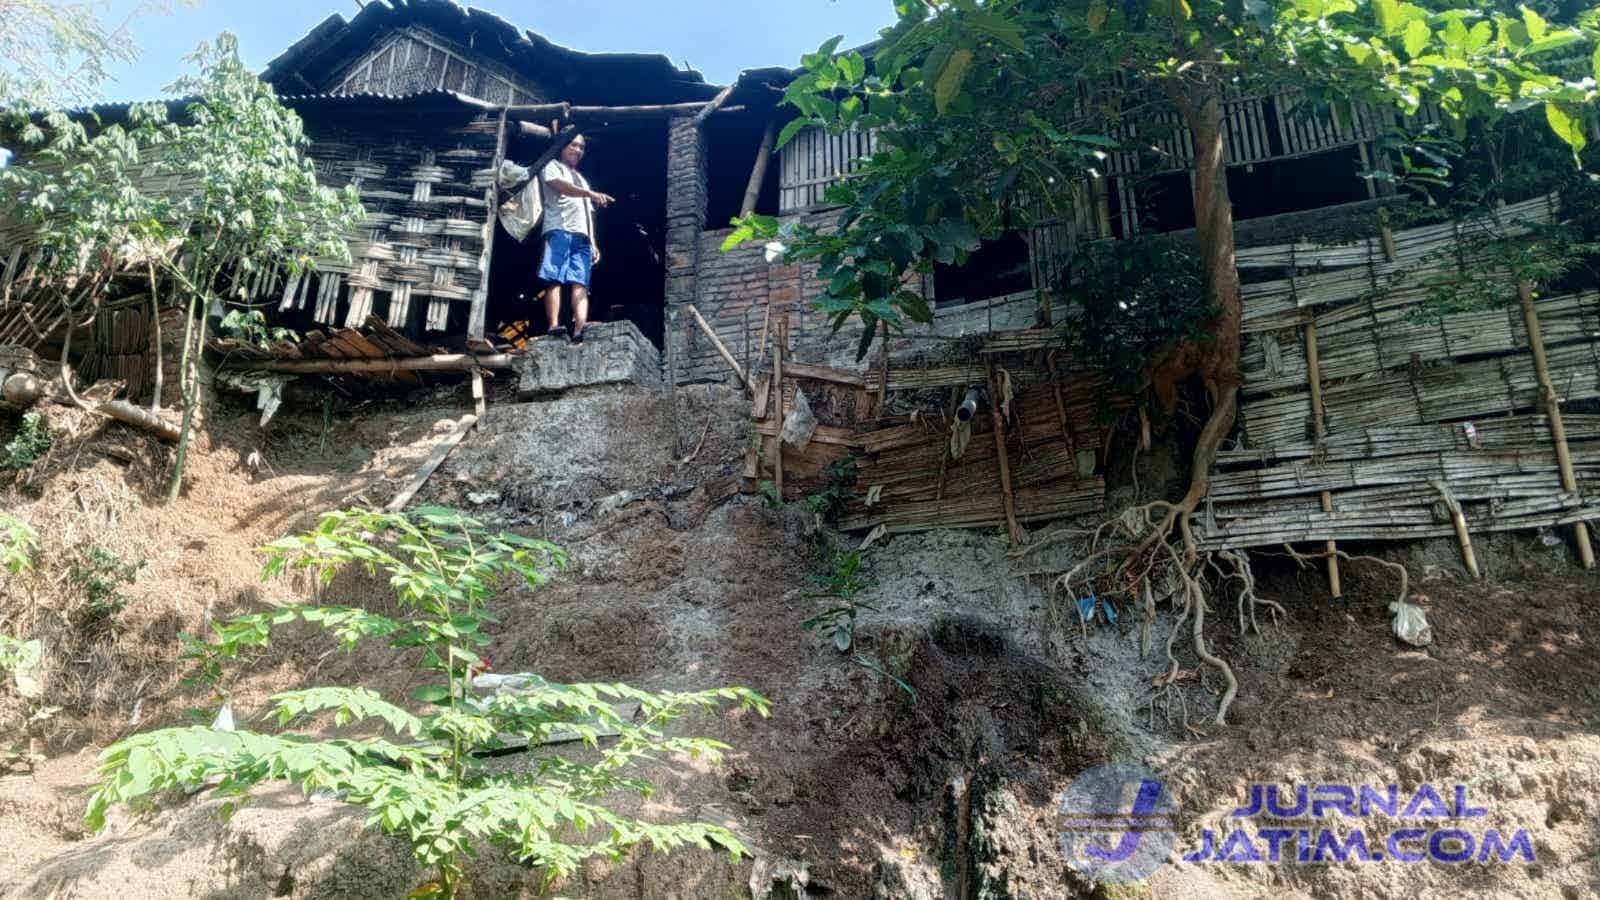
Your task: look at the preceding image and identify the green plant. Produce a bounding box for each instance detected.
[0,513,38,574]
[803,549,876,652]
[0,633,55,773]
[757,479,783,508]
[69,546,145,634]
[2,33,364,503]
[806,457,860,523]
[86,507,769,899]
[1058,236,1212,397]
[218,308,299,349]
[2,411,51,470]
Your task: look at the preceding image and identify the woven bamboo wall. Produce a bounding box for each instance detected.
[326,27,544,104]
[287,110,501,333]
[1198,193,1600,551]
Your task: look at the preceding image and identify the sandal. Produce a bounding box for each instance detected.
[546,325,569,341]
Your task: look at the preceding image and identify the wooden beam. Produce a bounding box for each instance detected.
[692,84,737,126]
[685,303,749,388]
[514,120,552,139]
[739,119,778,219]
[220,353,512,375]
[780,361,865,388]
[468,108,509,342]
[387,414,478,512]
[1519,281,1595,568]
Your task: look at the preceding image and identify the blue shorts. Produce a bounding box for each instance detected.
[539,230,593,286]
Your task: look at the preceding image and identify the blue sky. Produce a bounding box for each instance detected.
[100,0,898,101]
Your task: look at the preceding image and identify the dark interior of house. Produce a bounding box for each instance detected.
[485,122,670,348]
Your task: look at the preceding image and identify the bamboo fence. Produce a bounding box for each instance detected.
[742,337,1114,538]
[1200,193,1600,561]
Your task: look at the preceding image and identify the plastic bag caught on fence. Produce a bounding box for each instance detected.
[781,388,818,450]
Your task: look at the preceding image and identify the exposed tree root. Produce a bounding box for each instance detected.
[1017,381,1412,729]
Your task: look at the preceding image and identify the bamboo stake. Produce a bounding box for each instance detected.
[772,317,785,500]
[987,361,1023,545]
[1431,479,1481,578]
[1519,281,1595,568]
[1302,316,1342,597]
[1044,350,1079,460]
[685,303,749,388]
[740,119,779,219]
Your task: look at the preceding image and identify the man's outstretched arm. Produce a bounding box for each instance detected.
[545,176,614,207]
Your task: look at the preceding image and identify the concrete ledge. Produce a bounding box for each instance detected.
[511,320,662,399]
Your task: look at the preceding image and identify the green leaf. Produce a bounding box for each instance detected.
[965,10,1027,51]
[412,684,450,704]
[934,47,974,115]
[1374,0,1405,35]
[775,118,809,151]
[1403,19,1430,58]
[1593,43,1600,82]
[1087,0,1109,32]
[1520,5,1546,42]
[1521,32,1582,57]
[1544,101,1587,161]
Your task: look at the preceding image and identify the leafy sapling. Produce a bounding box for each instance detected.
[803,549,875,652]
[87,506,770,899]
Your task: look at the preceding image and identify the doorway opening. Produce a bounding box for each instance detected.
[485,123,669,348]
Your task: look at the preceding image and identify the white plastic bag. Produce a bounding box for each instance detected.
[495,161,541,243]
[1388,600,1433,647]
[781,388,818,449]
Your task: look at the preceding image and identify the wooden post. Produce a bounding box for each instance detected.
[740,119,779,219]
[1303,317,1342,597]
[987,361,1023,546]
[1432,480,1481,579]
[685,303,749,388]
[1044,351,1080,460]
[1519,281,1595,568]
[468,108,509,342]
[771,317,785,500]
[471,369,487,423]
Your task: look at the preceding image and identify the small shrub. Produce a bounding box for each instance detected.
[0,633,55,773]
[2,411,51,470]
[68,547,144,634]
[803,549,874,652]
[218,308,299,349]
[87,506,769,898]
[0,513,37,574]
[806,457,859,523]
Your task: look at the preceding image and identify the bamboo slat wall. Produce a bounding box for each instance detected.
[291,113,501,333]
[742,346,1114,537]
[329,27,543,104]
[777,126,880,211]
[1198,192,1599,552]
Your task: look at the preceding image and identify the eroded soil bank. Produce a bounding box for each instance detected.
[3,381,1598,898]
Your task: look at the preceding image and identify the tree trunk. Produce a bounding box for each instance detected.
[1161,77,1244,516]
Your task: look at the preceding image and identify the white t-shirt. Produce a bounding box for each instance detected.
[540,160,594,237]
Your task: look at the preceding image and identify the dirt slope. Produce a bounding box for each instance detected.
[3,382,1600,899]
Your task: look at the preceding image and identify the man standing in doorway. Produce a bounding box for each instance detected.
[539,134,613,343]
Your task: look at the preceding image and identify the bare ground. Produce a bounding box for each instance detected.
[2,382,1600,898]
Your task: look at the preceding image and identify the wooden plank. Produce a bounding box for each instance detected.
[782,361,866,387]
[386,414,478,512]
[754,420,862,448]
